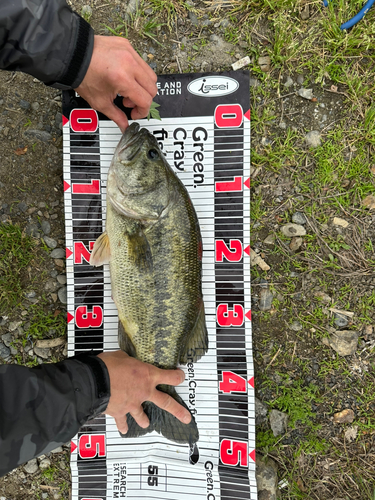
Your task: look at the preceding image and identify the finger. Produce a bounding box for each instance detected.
[115,414,128,434]
[153,367,186,387]
[122,97,136,108]
[101,102,130,133]
[151,390,191,424]
[130,406,150,429]
[122,84,153,120]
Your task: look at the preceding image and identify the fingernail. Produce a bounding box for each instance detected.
[183,413,191,424]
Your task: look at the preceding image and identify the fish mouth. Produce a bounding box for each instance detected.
[117,122,154,162]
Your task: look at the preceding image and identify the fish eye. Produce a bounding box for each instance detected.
[147,149,159,160]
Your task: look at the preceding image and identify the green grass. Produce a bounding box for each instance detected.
[0,223,35,312]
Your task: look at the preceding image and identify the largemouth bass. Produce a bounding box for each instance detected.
[90,123,208,445]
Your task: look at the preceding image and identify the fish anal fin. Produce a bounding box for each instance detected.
[89,231,111,267]
[179,300,208,365]
[118,320,137,358]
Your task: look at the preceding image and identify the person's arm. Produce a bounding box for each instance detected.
[0,0,157,131]
[0,351,190,477]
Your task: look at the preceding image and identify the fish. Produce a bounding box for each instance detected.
[90,122,208,445]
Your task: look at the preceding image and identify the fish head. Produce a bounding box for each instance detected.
[107,123,171,221]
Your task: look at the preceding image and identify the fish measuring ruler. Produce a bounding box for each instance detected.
[62,70,254,500]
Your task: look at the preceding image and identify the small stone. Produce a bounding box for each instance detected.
[289,236,303,251]
[57,274,67,285]
[259,289,273,311]
[315,291,332,303]
[281,223,306,237]
[24,129,52,142]
[258,56,271,72]
[0,342,10,359]
[263,234,275,245]
[19,99,30,110]
[2,333,12,347]
[269,409,288,437]
[51,446,63,453]
[333,408,355,424]
[305,130,321,148]
[34,346,51,359]
[362,195,375,209]
[25,223,40,238]
[9,320,22,331]
[41,220,51,235]
[54,259,65,268]
[45,278,58,292]
[50,248,65,259]
[279,121,286,129]
[24,458,39,474]
[292,212,307,225]
[43,236,57,249]
[327,330,359,356]
[290,320,303,331]
[31,102,40,111]
[147,53,154,60]
[334,313,349,328]
[39,457,51,470]
[255,397,268,426]
[298,88,313,100]
[58,286,67,304]
[18,201,28,213]
[25,290,36,299]
[284,76,294,88]
[333,217,349,228]
[250,78,259,87]
[363,325,373,336]
[188,11,199,26]
[256,455,278,500]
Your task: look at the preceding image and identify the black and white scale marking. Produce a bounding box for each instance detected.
[63,71,254,500]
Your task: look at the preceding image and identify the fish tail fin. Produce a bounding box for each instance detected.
[121,385,199,445]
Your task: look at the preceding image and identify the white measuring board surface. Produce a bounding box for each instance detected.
[62,70,254,500]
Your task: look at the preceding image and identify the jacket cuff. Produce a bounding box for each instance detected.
[73,353,111,418]
[49,15,94,90]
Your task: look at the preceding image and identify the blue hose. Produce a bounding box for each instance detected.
[323,0,375,29]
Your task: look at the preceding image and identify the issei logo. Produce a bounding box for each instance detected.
[187,76,239,97]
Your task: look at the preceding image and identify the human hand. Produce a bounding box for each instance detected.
[75,35,157,132]
[97,350,191,434]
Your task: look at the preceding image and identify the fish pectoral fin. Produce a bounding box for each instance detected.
[127,228,153,272]
[118,320,137,358]
[89,231,111,267]
[179,300,209,364]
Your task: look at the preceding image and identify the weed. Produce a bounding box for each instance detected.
[0,223,34,312]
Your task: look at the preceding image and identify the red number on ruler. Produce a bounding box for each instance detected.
[215,239,242,262]
[220,439,248,467]
[219,371,247,393]
[214,104,243,128]
[72,179,100,194]
[75,306,103,328]
[79,434,106,459]
[215,176,242,193]
[70,108,98,133]
[74,241,95,264]
[217,304,244,327]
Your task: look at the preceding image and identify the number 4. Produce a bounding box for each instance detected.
[219,371,247,393]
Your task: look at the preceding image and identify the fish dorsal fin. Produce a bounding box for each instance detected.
[179,300,208,364]
[89,231,111,267]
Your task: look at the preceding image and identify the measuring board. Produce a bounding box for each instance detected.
[62,70,254,500]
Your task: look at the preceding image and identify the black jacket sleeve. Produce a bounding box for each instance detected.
[0,0,94,89]
[0,354,110,477]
